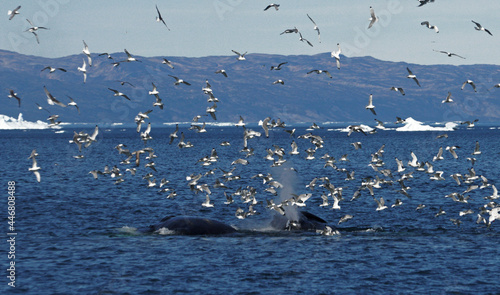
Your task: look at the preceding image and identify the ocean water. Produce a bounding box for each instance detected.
[2,124,500,294]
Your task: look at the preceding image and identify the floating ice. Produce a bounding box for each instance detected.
[396,117,457,132]
[0,113,58,129]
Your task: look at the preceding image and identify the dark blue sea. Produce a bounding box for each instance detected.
[2,123,500,294]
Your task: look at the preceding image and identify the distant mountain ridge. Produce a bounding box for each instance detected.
[1,49,500,126]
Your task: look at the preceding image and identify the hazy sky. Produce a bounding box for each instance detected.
[1,0,499,66]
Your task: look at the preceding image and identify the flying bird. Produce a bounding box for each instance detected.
[433,50,465,59]
[280,27,298,35]
[215,69,227,77]
[264,4,280,11]
[155,5,170,30]
[442,92,453,103]
[307,69,332,79]
[8,90,21,107]
[29,155,41,183]
[41,66,67,73]
[472,20,492,36]
[168,75,191,86]
[77,59,87,83]
[67,96,80,114]
[82,40,92,67]
[331,43,341,69]
[25,19,48,44]
[8,6,21,20]
[420,21,439,33]
[108,88,131,100]
[366,94,376,115]
[406,67,421,87]
[43,86,67,107]
[368,6,378,29]
[298,32,313,47]
[389,87,405,96]
[232,50,247,61]
[122,49,141,62]
[162,58,174,69]
[307,14,321,42]
[461,80,477,92]
[270,62,288,71]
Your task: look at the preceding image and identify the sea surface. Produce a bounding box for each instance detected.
[2,124,500,294]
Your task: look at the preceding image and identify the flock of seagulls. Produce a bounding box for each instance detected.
[4,3,498,232]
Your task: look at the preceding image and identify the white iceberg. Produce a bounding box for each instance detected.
[0,113,57,130]
[396,117,457,132]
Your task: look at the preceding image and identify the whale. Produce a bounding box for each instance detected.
[139,211,329,236]
[139,216,237,235]
[270,211,328,231]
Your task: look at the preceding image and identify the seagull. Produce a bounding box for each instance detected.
[374,197,387,211]
[77,59,87,83]
[232,50,247,61]
[461,119,478,128]
[368,6,378,29]
[155,5,170,30]
[235,116,246,127]
[43,86,66,107]
[98,52,114,60]
[8,6,21,20]
[472,20,492,36]
[82,40,92,67]
[169,124,179,144]
[418,0,435,7]
[41,66,67,73]
[67,96,80,114]
[215,69,227,77]
[472,141,481,155]
[115,80,135,87]
[273,79,284,85]
[406,67,421,87]
[395,117,406,124]
[201,195,214,208]
[331,43,341,69]
[108,88,131,100]
[29,156,41,183]
[446,146,460,159]
[433,50,465,59]
[264,4,280,11]
[25,19,48,44]
[442,92,453,103]
[461,80,477,92]
[421,21,439,33]
[35,103,50,113]
[122,49,141,62]
[433,147,444,161]
[307,69,332,79]
[307,14,321,42]
[366,94,376,115]
[262,117,271,137]
[149,83,159,95]
[435,208,446,217]
[270,62,288,71]
[153,94,163,110]
[298,32,313,47]
[338,214,353,225]
[168,75,191,86]
[280,27,298,35]
[389,87,405,96]
[8,90,21,107]
[162,58,174,69]
[408,151,419,167]
[47,115,61,127]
